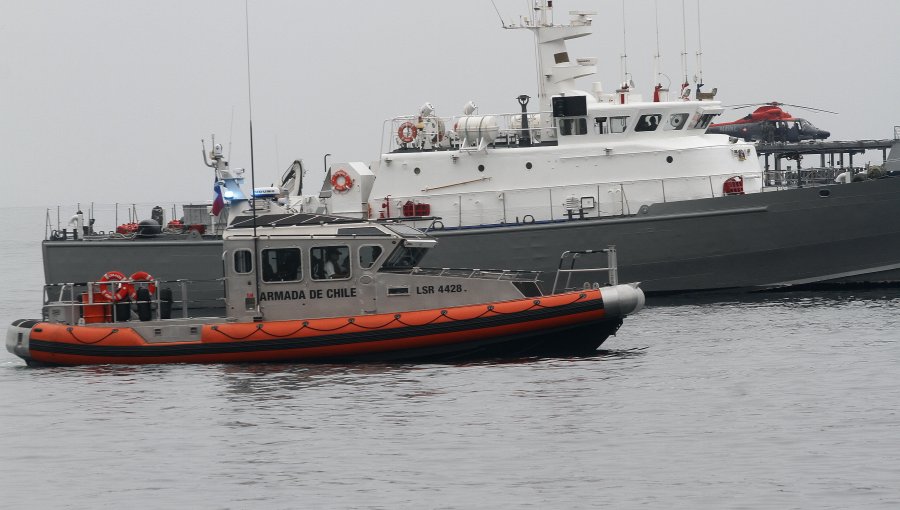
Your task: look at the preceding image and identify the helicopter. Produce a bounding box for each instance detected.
[707,102,834,143]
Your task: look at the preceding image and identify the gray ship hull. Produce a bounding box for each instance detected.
[42,178,900,303]
[42,238,225,309]
[425,178,900,292]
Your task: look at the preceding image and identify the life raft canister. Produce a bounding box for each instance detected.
[99,270,134,302]
[331,169,354,193]
[397,121,418,143]
[129,271,157,300]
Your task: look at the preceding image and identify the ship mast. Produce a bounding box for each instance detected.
[507,1,597,136]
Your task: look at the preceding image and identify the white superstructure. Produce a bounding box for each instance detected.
[295,1,760,229]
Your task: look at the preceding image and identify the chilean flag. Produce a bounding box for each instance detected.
[212,180,225,216]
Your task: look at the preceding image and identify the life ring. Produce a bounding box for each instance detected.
[397,122,418,143]
[99,270,133,302]
[331,169,354,193]
[129,271,157,300]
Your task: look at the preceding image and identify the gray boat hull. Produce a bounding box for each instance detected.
[41,178,900,304]
[42,238,225,309]
[426,178,900,292]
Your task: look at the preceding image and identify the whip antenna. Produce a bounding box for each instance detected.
[244,0,261,313]
[695,0,704,86]
[620,0,630,86]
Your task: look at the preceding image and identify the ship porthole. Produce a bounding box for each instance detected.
[819,189,831,198]
[414,167,421,175]
[666,156,674,163]
[478,164,485,172]
[525,162,533,170]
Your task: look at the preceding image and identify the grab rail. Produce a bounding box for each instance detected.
[41,278,225,324]
[551,247,618,294]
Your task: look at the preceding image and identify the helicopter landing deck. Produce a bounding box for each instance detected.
[758,138,895,172]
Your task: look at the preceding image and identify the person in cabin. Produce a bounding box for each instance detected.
[324,248,347,279]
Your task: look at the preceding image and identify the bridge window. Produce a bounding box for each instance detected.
[359,245,383,269]
[635,114,662,132]
[610,116,630,133]
[310,246,350,280]
[559,117,588,136]
[380,245,429,271]
[261,248,302,283]
[665,113,689,131]
[691,113,718,130]
[233,250,253,274]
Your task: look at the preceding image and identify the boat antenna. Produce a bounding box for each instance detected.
[489,0,507,28]
[695,0,704,87]
[653,0,661,88]
[244,0,261,313]
[227,105,235,161]
[620,0,631,88]
[244,0,258,237]
[680,0,690,97]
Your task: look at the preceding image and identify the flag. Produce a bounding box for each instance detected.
[212,180,225,216]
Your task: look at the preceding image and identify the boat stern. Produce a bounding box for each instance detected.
[6,319,38,364]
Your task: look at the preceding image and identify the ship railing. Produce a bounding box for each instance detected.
[41,278,226,324]
[43,202,225,241]
[383,266,542,283]
[384,112,556,153]
[764,166,860,188]
[551,247,618,294]
[388,171,764,227]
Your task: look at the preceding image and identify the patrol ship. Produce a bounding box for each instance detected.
[40,1,900,302]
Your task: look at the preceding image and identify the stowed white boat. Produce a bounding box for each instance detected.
[41,1,900,301]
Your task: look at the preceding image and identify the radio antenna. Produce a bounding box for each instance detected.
[489,0,507,28]
[244,0,258,237]
[244,0,261,314]
[680,0,689,97]
[227,105,235,161]
[695,0,704,86]
[620,0,630,87]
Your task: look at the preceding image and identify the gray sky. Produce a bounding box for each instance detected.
[3,0,899,210]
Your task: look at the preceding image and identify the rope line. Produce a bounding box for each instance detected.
[67,327,118,345]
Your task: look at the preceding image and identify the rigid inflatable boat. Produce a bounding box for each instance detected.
[8,214,643,366]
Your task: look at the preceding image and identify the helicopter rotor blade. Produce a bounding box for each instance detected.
[723,101,838,114]
[777,103,839,115]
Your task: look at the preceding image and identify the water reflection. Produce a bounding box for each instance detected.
[648,288,900,309]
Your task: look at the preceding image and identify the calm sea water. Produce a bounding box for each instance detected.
[1,206,899,509]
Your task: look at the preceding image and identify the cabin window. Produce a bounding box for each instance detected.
[310,245,350,280]
[379,245,429,271]
[593,117,608,134]
[559,117,588,136]
[665,113,689,131]
[359,245,383,269]
[635,114,662,132]
[610,116,629,133]
[261,248,302,283]
[233,250,253,274]
[691,113,718,130]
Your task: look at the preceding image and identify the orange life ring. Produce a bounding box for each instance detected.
[331,169,353,192]
[129,271,158,300]
[397,122,418,143]
[99,270,133,302]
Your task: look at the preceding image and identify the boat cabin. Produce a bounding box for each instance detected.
[223,213,544,321]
